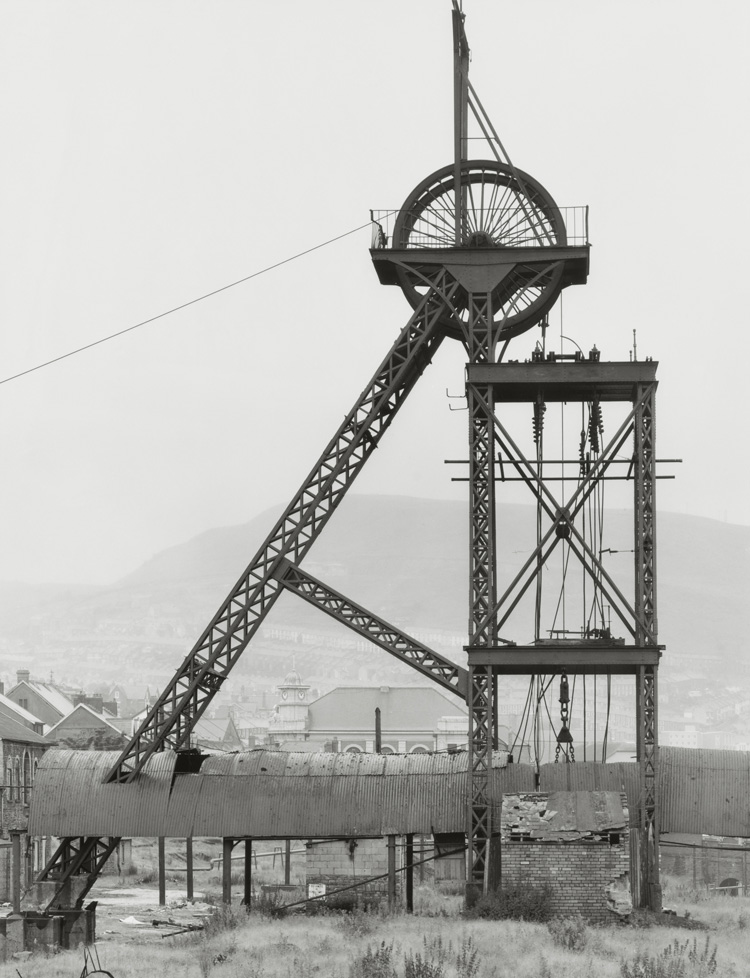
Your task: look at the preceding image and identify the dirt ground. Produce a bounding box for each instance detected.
[90,882,214,945]
[87,836,304,945]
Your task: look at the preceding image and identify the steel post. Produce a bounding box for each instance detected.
[244,839,253,907]
[387,835,397,911]
[634,380,659,910]
[222,838,233,905]
[186,837,194,902]
[158,837,166,907]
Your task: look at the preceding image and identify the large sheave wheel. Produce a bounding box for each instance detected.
[393,160,567,340]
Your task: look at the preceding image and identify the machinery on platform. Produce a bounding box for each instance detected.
[35,3,667,911]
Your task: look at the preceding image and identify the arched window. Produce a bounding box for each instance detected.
[13,759,21,802]
[23,752,31,803]
[379,745,395,754]
[344,745,362,754]
[410,745,429,753]
[5,762,12,801]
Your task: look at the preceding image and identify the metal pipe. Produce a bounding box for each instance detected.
[375,708,382,754]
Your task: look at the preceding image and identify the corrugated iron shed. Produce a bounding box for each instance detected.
[27,745,750,840]
[29,748,508,839]
[659,747,750,837]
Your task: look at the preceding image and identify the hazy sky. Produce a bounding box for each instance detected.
[1,1,748,585]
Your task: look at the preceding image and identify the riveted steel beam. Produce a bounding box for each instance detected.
[274,558,469,701]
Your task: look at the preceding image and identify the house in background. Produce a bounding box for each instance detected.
[191,714,244,752]
[107,683,157,719]
[0,690,45,736]
[6,671,76,728]
[44,704,127,751]
[0,715,52,901]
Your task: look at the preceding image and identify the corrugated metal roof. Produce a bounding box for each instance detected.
[30,749,176,837]
[30,747,504,838]
[28,746,750,840]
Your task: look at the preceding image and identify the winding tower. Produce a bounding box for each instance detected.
[34,4,662,912]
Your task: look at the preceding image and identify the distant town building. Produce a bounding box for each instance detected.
[267,673,469,753]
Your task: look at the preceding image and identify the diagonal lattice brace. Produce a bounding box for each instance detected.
[473,387,656,642]
[274,558,468,700]
[487,421,634,631]
[35,836,120,911]
[103,273,461,785]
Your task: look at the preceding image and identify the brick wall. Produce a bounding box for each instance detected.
[503,839,629,922]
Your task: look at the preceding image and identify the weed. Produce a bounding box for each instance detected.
[463,883,554,922]
[620,935,718,977]
[547,915,589,951]
[348,940,397,978]
[336,907,380,937]
[738,911,749,930]
[202,903,247,936]
[421,934,451,967]
[252,888,289,918]
[403,949,444,978]
[455,933,481,978]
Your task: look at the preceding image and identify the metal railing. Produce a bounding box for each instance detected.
[370,205,589,250]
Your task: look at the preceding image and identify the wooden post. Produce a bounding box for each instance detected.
[743,850,747,896]
[244,839,252,907]
[405,834,414,913]
[186,837,194,901]
[419,835,425,884]
[692,843,697,888]
[284,839,291,886]
[387,835,396,911]
[10,831,21,913]
[223,838,233,904]
[158,837,166,906]
[375,708,382,753]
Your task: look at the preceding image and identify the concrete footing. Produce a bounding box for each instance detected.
[0,904,95,960]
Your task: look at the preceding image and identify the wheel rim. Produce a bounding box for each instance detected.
[393,160,567,341]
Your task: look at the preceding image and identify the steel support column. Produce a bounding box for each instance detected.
[634,379,659,909]
[465,291,498,896]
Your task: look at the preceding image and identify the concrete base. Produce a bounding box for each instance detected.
[0,905,95,960]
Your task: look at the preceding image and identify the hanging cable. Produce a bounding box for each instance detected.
[0,217,382,388]
[601,673,612,763]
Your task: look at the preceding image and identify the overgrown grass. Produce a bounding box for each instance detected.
[3,877,750,978]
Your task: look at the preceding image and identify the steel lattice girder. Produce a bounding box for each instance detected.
[467,381,659,645]
[102,274,460,786]
[37,274,465,909]
[36,837,119,910]
[273,557,469,701]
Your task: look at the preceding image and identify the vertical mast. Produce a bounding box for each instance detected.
[452,2,469,245]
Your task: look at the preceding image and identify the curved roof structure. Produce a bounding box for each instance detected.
[27,746,750,840]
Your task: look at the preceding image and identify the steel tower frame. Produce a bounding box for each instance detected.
[33,4,662,914]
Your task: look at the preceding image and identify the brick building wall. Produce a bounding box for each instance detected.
[0,740,46,835]
[503,840,629,922]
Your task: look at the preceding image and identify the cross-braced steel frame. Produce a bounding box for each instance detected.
[463,359,662,908]
[33,6,627,913]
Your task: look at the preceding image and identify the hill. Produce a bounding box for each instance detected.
[0,496,747,689]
